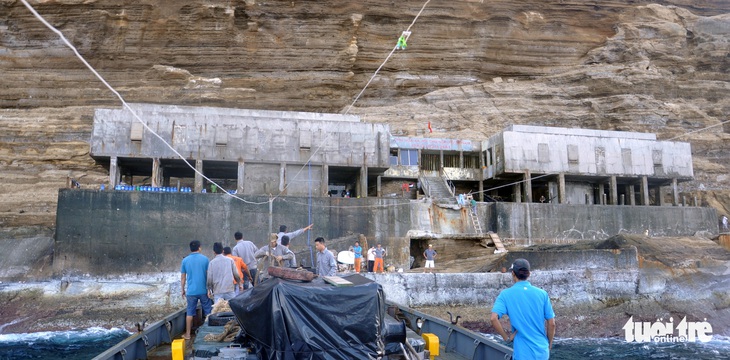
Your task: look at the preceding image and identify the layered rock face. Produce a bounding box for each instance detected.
[0,0,728,236]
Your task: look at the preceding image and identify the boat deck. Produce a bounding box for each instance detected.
[95,303,511,360]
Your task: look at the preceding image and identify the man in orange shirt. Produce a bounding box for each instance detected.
[224,246,253,294]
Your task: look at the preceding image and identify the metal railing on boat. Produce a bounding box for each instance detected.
[92,308,187,360]
[389,302,513,360]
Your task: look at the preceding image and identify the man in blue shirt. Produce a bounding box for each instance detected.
[353,240,363,273]
[423,244,437,273]
[491,259,556,360]
[181,240,212,340]
[315,237,337,276]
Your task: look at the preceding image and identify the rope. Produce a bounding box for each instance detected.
[19,0,269,206]
[274,0,432,201]
[344,0,432,115]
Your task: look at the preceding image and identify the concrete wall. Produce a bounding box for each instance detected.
[54,189,411,277]
[498,247,639,271]
[488,202,718,241]
[53,189,718,277]
[367,269,639,307]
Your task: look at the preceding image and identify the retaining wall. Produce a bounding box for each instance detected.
[365,270,639,307]
[54,189,411,277]
[488,202,718,241]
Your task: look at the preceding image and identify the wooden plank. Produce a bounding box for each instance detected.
[322,276,353,287]
[489,233,507,253]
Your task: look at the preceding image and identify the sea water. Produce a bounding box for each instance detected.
[1,331,729,359]
[551,337,730,360]
[0,328,130,360]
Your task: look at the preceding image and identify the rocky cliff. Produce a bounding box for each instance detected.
[0,0,728,238]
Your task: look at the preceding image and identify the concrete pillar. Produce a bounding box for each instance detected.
[439,150,444,172]
[194,160,204,193]
[359,165,368,198]
[479,151,485,202]
[377,176,382,197]
[558,173,566,204]
[279,163,286,194]
[672,178,679,206]
[459,150,464,168]
[609,175,618,205]
[322,164,329,196]
[523,170,532,203]
[152,158,161,188]
[598,183,605,205]
[237,160,245,194]
[658,186,667,206]
[626,184,636,206]
[109,156,119,188]
[513,183,522,203]
[641,176,650,205]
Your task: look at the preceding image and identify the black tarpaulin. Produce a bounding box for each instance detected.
[229,274,385,360]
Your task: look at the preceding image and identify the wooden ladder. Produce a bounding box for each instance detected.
[469,209,483,235]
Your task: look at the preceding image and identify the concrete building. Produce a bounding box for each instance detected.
[90,104,390,197]
[65,106,714,275]
[90,105,694,207]
[480,125,694,206]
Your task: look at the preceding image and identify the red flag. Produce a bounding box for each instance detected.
[427,121,433,133]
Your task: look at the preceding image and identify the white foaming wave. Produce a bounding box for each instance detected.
[0,327,131,343]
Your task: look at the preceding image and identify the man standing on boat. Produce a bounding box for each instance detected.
[280,235,297,268]
[315,237,337,276]
[232,231,258,289]
[490,258,556,360]
[276,223,314,245]
[223,246,252,295]
[207,242,241,303]
[255,233,295,282]
[180,240,212,340]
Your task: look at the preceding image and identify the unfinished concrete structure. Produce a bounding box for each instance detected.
[480,125,694,206]
[90,104,390,197]
[80,104,714,273]
[90,105,693,207]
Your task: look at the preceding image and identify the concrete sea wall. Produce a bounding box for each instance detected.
[487,202,718,242]
[366,270,639,308]
[50,189,717,278]
[54,189,411,277]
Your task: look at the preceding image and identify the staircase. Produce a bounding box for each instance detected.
[419,173,456,205]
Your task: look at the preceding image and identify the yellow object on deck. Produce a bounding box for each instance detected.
[171,338,185,360]
[422,332,439,359]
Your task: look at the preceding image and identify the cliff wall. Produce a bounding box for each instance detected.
[0,0,728,238]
